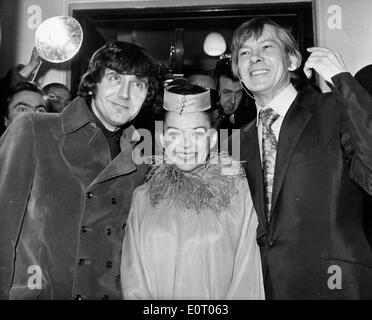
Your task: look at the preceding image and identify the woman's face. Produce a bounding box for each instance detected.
[161,111,217,172]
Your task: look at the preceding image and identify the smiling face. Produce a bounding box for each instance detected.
[91,68,149,131]
[6,90,47,126]
[161,111,217,172]
[237,24,295,105]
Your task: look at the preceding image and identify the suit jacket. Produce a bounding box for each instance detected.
[239,73,372,299]
[0,97,147,299]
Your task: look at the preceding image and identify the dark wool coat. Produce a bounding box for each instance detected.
[239,73,372,299]
[0,97,147,299]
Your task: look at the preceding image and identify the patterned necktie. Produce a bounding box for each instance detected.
[260,108,280,222]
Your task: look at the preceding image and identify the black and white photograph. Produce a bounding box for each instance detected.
[0,0,372,314]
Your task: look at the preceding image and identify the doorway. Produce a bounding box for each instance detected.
[70,2,314,94]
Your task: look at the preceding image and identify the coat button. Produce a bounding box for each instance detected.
[268,239,276,247]
[86,192,93,199]
[102,295,109,300]
[74,294,85,300]
[106,261,113,268]
[78,258,85,266]
[106,228,112,236]
[111,197,118,205]
[81,225,88,233]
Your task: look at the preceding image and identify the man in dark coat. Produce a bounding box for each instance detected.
[0,41,157,299]
[230,17,372,299]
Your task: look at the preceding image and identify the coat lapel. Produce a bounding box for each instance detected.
[89,138,137,187]
[240,122,267,230]
[270,90,316,220]
[61,97,141,189]
[90,126,142,186]
[61,98,111,188]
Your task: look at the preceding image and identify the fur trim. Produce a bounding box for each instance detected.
[145,154,245,214]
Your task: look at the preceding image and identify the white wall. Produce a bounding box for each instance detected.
[1,0,371,88]
[315,0,372,76]
[0,0,65,85]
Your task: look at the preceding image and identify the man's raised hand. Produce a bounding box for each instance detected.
[303,47,347,84]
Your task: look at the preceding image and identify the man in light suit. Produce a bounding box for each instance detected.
[230,17,372,299]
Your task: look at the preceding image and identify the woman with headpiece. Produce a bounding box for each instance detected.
[120,79,264,300]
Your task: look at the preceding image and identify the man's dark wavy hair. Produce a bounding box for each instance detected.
[78,41,158,107]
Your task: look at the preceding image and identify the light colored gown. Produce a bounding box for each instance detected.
[121,163,265,300]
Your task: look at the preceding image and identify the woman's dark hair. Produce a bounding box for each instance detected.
[78,40,158,108]
[158,79,217,128]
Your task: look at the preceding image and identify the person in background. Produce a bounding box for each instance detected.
[43,82,72,113]
[213,57,256,141]
[187,71,220,128]
[3,81,48,128]
[231,16,372,299]
[0,47,42,135]
[0,40,157,300]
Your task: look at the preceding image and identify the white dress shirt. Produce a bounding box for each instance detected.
[256,83,298,160]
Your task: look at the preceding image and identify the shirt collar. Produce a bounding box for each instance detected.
[255,82,298,127]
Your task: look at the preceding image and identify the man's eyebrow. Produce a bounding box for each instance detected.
[104,70,148,84]
[240,38,278,47]
[166,126,207,130]
[239,44,251,50]
[104,69,117,75]
[259,38,279,45]
[14,102,34,108]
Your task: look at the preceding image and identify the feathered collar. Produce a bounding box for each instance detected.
[145,154,245,214]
